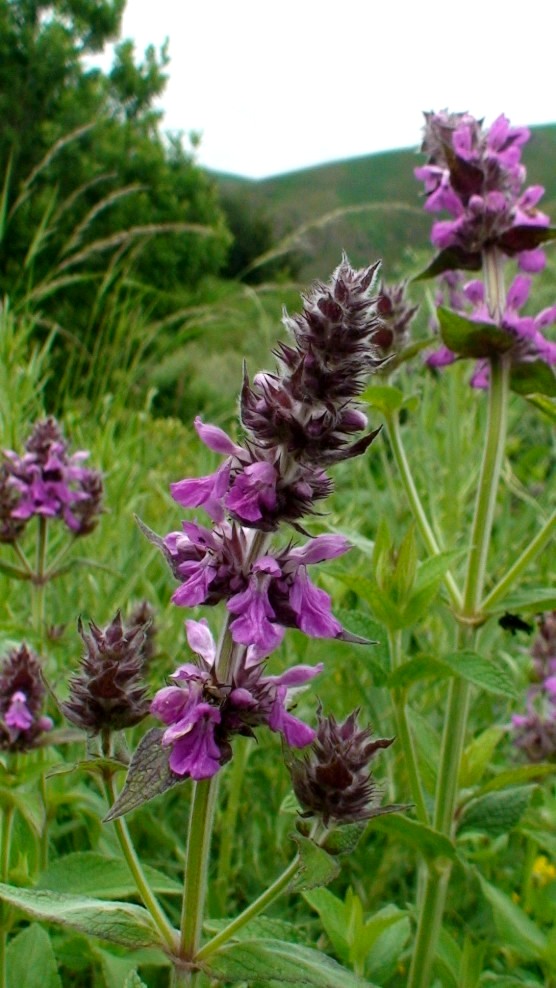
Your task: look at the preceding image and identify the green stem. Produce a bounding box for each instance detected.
[38,750,49,871]
[461,355,510,617]
[196,855,301,962]
[213,738,253,915]
[482,506,556,612]
[388,630,429,824]
[385,412,462,611]
[179,776,219,962]
[32,516,48,641]
[408,351,511,988]
[0,803,15,988]
[103,770,177,951]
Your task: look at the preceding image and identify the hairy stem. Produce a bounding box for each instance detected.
[408,350,510,988]
[179,775,219,964]
[102,764,176,951]
[196,855,301,962]
[212,738,253,916]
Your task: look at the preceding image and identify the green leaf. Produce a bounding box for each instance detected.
[203,938,376,986]
[361,384,405,414]
[332,607,389,686]
[124,974,148,988]
[303,887,350,963]
[2,787,44,836]
[458,787,534,837]
[37,852,181,898]
[459,726,505,788]
[438,307,513,358]
[474,763,555,797]
[526,393,556,421]
[490,588,556,614]
[104,728,185,821]
[413,247,482,281]
[438,650,518,698]
[510,360,556,398]
[0,560,32,580]
[205,916,307,945]
[364,907,410,984]
[367,814,457,863]
[6,923,62,988]
[413,549,463,593]
[478,875,548,961]
[0,883,160,948]
[392,526,418,602]
[288,835,340,892]
[498,225,556,251]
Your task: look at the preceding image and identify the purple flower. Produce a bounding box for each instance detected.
[3,418,103,537]
[0,645,53,751]
[150,619,321,779]
[416,111,551,271]
[5,690,34,730]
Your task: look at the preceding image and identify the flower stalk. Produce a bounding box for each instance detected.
[408,347,511,988]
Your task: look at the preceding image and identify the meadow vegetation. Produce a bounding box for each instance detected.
[0,5,555,987]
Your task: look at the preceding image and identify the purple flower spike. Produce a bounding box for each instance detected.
[3,418,103,538]
[416,111,552,271]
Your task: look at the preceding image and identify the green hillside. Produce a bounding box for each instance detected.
[214,124,556,281]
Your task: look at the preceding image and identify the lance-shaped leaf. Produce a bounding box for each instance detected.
[437,650,518,698]
[510,360,556,398]
[104,728,184,822]
[437,307,513,358]
[202,938,376,987]
[0,883,161,948]
[458,787,534,838]
[6,924,62,988]
[37,851,181,898]
[413,246,482,281]
[497,225,556,254]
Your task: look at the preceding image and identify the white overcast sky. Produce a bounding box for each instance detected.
[104,0,556,179]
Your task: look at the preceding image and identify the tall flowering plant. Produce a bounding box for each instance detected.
[357,111,556,988]
[67,259,403,986]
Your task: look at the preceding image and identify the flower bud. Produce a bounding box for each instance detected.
[289,708,395,825]
[62,612,150,734]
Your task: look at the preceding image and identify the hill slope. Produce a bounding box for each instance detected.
[214,125,556,281]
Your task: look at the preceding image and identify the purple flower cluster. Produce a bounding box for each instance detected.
[415,111,550,271]
[149,259,385,779]
[152,619,320,780]
[512,612,556,762]
[374,281,419,358]
[0,644,53,752]
[1,418,103,541]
